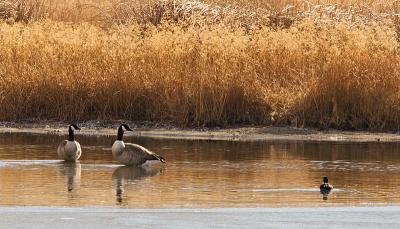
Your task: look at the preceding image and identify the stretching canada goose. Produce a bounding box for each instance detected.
[112,124,166,166]
[57,124,82,161]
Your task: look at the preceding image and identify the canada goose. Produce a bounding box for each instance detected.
[320,176,333,192]
[112,165,161,202]
[57,124,82,161]
[112,124,166,166]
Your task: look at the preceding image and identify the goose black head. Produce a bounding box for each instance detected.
[323,176,329,183]
[68,124,80,141]
[117,124,133,141]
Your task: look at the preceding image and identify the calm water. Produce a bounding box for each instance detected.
[0,132,400,207]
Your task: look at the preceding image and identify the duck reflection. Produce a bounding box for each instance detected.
[58,161,81,192]
[112,166,161,203]
[320,189,332,200]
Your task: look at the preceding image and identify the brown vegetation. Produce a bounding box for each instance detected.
[0,0,400,130]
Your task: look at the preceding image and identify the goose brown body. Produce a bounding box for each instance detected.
[112,124,166,166]
[112,141,165,166]
[57,124,82,161]
[57,140,82,161]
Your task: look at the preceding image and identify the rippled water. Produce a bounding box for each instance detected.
[0,132,400,207]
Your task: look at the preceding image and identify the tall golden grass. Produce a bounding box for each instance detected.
[0,0,400,130]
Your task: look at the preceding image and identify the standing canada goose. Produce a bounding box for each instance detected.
[112,124,166,166]
[57,124,82,161]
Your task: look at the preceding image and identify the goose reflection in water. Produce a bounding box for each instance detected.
[112,166,161,203]
[58,161,81,192]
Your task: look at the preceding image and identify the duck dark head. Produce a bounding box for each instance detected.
[323,176,329,183]
[68,124,80,141]
[117,124,133,141]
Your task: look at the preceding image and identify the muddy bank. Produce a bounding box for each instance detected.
[0,121,399,142]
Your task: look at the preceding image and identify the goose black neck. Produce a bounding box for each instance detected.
[68,126,74,141]
[117,126,124,141]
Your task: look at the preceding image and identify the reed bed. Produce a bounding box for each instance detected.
[0,0,400,130]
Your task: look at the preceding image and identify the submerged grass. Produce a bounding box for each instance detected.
[0,0,400,130]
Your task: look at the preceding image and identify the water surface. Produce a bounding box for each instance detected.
[0,132,399,207]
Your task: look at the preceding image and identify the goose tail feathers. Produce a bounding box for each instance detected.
[152,153,166,163]
[159,156,166,163]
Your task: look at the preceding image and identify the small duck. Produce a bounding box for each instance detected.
[320,176,333,192]
[111,124,166,166]
[57,124,82,161]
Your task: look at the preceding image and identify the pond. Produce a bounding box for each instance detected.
[0,132,399,207]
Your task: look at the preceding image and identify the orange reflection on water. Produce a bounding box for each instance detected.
[0,133,400,207]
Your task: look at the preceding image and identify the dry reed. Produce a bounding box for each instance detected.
[0,0,400,130]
